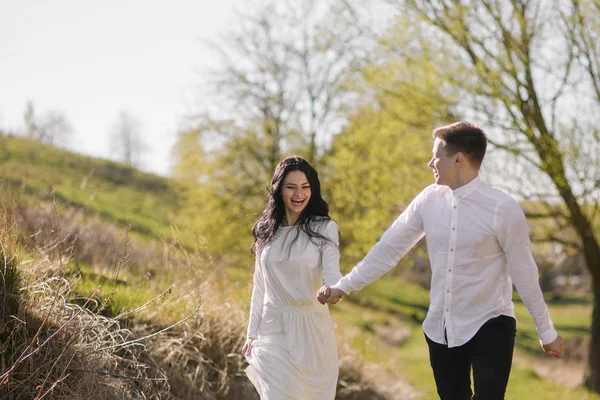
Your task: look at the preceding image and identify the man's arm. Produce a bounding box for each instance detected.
[317,187,429,304]
[497,199,563,358]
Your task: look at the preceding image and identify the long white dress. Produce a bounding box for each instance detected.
[245,218,342,400]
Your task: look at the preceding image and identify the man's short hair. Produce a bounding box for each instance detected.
[432,121,487,168]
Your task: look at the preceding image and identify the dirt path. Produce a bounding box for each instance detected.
[367,319,421,399]
[512,337,589,388]
[513,352,586,387]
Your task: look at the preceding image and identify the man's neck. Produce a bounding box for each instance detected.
[449,171,479,190]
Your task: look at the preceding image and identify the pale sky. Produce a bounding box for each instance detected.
[0,0,243,175]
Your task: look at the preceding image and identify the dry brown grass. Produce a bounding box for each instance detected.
[1,195,396,399]
[0,201,171,398]
[14,199,175,276]
[0,197,250,399]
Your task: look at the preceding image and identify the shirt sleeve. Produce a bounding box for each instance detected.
[497,199,558,345]
[246,255,265,340]
[334,187,428,294]
[321,220,343,286]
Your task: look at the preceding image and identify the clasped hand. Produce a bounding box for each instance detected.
[316,285,345,305]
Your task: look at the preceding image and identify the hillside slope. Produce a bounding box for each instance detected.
[0,136,187,241]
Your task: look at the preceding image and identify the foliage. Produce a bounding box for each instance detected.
[170,0,369,260]
[324,17,458,268]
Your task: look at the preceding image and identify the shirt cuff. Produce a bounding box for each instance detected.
[334,280,352,295]
[538,328,558,346]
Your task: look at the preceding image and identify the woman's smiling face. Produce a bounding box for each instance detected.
[281,170,311,222]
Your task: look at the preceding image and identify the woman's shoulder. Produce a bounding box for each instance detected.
[309,216,337,232]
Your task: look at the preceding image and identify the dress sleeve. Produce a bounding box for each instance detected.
[321,220,342,286]
[246,255,265,339]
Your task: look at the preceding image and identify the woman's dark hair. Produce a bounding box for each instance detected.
[251,155,335,256]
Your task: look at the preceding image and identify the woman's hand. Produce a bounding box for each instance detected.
[316,285,331,304]
[242,338,254,357]
[317,285,345,305]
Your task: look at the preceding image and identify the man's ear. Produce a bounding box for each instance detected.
[455,152,466,167]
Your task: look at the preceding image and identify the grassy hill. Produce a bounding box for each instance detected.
[1,136,597,399]
[0,136,188,241]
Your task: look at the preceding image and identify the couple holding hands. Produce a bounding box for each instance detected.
[242,122,564,400]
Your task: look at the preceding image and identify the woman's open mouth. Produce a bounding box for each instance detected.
[291,198,306,207]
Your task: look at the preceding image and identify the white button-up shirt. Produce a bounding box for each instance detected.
[335,176,558,347]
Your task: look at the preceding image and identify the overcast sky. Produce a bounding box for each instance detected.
[0,0,244,175]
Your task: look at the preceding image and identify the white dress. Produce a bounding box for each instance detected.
[245,218,342,400]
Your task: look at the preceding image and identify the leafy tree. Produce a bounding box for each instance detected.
[172,0,366,260]
[170,128,208,187]
[324,19,457,271]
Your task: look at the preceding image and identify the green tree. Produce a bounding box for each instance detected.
[172,0,366,260]
[170,128,208,187]
[324,19,457,270]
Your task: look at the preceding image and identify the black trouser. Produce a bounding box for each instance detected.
[425,315,516,400]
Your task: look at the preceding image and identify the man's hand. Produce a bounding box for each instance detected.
[242,338,254,357]
[542,335,564,358]
[316,285,345,305]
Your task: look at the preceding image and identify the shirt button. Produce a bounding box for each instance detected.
[446,290,450,293]
[450,248,454,252]
[452,227,456,230]
[453,205,457,209]
[446,309,449,312]
[448,269,452,272]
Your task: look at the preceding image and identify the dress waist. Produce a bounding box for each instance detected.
[263,303,324,315]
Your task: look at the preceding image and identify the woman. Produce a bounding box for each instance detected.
[242,155,342,399]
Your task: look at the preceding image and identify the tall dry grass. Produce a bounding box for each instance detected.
[0,195,392,399]
[1,200,171,399]
[14,199,174,276]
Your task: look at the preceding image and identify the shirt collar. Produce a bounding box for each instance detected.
[452,175,482,200]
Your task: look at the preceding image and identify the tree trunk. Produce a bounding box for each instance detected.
[585,272,600,392]
[557,177,600,393]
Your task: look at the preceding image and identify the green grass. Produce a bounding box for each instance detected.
[68,263,158,318]
[0,136,191,242]
[506,365,598,400]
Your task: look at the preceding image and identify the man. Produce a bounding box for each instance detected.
[317,121,564,400]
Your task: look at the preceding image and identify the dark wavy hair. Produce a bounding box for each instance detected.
[251,155,335,257]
